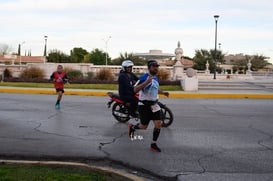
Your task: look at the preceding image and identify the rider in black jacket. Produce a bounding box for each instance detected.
[118,60,139,117]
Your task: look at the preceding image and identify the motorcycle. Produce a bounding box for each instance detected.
[107,92,173,127]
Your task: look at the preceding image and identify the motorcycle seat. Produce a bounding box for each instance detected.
[111,94,120,99]
[107,92,120,99]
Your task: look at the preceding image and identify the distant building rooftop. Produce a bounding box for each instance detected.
[0,55,45,64]
[224,54,271,65]
[165,58,194,68]
[134,50,175,59]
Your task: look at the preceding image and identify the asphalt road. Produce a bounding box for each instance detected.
[0,93,273,181]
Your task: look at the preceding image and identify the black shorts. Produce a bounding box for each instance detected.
[138,105,161,125]
[56,88,64,93]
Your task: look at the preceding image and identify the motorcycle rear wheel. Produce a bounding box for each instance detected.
[161,106,173,127]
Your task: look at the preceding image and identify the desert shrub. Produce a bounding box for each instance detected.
[135,72,144,77]
[66,70,83,80]
[95,68,114,81]
[4,61,12,65]
[86,71,94,80]
[19,67,45,79]
[157,69,170,81]
[4,68,12,78]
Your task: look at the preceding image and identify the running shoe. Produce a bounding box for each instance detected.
[150,143,161,152]
[128,123,134,137]
[55,104,61,109]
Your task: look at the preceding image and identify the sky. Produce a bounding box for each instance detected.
[0,0,273,63]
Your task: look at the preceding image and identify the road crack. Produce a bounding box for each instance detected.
[27,120,90,141]
[248,125,273,151]
[47,113,58,119]
[196,149,225,175]
[200,104,230,117]
[98,132,127,157]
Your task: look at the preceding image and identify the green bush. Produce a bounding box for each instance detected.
[19,67,45,79]
[66,70,83,80]
[95,68,114,81]
[157,69,170,81]
[4,68,12,78]
[86,71,94,80]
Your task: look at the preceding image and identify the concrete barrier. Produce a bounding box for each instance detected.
[0,87,273,99]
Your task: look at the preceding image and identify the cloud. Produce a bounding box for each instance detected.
[0,0,123,11]
[0,0,273,62]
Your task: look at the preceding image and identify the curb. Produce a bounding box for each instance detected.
[0,160,144,181]
[0,88,107,96]
[0,88,273,99]
[168,93,273,99]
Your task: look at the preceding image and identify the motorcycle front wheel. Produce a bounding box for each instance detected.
[112,102,130,123]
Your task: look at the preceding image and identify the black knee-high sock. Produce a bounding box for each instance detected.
[153,128,161,142]
[56,100,60,105]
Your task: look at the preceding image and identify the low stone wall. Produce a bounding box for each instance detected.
[0,63,260,81]
[0,65,25,78]
[197,74,254,80]
[0,63,174,80]
[31,63,92,78]
[0,63,97,79]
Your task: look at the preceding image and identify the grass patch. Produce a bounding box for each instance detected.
[0,82,182,91]
[0,82,117,90]
[160,85,181,91]
[0,165,106,181]
[0,82,53,88]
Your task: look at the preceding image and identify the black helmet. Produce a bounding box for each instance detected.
[147,60,160,68]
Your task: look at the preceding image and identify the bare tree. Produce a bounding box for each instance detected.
[0,43,13,55]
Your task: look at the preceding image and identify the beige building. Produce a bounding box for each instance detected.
[133,49,194,68]
[133,50,175,65]
[0,55,45,64]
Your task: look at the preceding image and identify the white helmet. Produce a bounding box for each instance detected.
[122,60,134,70]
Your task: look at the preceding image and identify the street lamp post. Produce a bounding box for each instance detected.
[44,36,48,64]
[19,41,25,70]
[213,15,219,80]
[44,36,48,56]
[218,43,222,73]
[103,36,111,66]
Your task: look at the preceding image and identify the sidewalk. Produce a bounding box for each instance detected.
[0,86,273,98]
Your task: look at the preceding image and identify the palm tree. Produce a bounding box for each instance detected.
[209,49,225,64]
[193,49,225,72]
[110,52,146,65]
[119,52,131,60]
[251,55,271,71]
[193,49,212,70]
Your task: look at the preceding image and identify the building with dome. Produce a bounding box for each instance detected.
[133,42,194,68]
[133,49,175,65]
